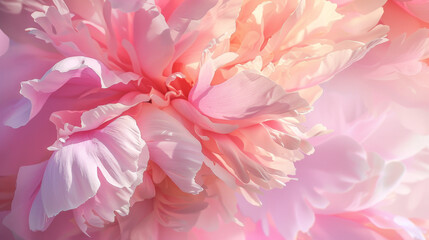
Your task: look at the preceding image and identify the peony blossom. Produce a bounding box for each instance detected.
[236,0,429,239]
[0,0,428,239]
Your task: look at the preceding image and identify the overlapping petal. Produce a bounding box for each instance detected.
[5,116,149,234]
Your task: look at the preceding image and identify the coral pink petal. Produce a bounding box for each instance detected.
[40,140,101,219]
[3,161,48,236]
[0,212,14,240]
[363,112,429,161]
[73,176,135,233]
[319,154,405,213]
[395,0,429,23]
[0,44,61,173]
[192,221,246,240]
[3,162,82,239]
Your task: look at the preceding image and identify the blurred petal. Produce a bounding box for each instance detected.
[0,29,9,56]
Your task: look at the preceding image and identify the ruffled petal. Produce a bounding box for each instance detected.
[134,103,204,194]
[0,29,9,56]
[5,56,138,128]
[133,5,174,79]
[190,58,307,123]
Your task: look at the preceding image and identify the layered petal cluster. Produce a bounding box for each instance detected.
[237,0,429,239]
[2,0,425,239]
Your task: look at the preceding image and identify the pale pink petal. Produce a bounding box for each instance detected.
[5,115,147,237]
[109,0,147,12]
[39,116,147,224]
[171,99,237,134]
[190,59,307,123]
[153,178,207,231]
[131,172,156,203]
[0,29,9,56]
[173,0,242,79]
[362,29,429,81]
[0,2,55,51]
[133,5,174,79]
[5,56,139,128]
[194,179,238,231]
[364,210,426,240]
[0,0,23,14]
[50,91,150,141]
[90,116,149,187]
[29,191,53,231]
[134,103,204,194]
[163,0,219,74]
[0,44,59,120]
[238,135,369,239]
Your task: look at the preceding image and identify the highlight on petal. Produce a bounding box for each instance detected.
[0,29,9,56]
[133,5,174,79]
[6,115,149,234]
[5,56,139,128]
[134,103,205,194]
[189,57,308,123]
[49,91,150,142]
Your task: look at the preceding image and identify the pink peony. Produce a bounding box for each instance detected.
[1,0,428,239]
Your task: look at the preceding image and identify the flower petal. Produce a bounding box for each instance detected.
[0,29,9,56]
[5,56,138,128]
[41,116,147,218]
[134,103,204,194]
[190,59,307,122]
[133,5,174,78]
